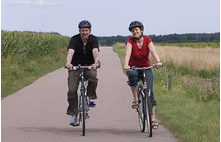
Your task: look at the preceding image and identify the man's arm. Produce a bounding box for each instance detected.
[65,49,74,69]
[92,48,99,70]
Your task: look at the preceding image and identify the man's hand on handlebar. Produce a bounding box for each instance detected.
[91,63,99,71]
[65,62,73,69]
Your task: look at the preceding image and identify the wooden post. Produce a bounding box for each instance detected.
[167,74,172,91]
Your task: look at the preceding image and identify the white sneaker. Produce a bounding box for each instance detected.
[70,114,78,126]
[89,99,96,107]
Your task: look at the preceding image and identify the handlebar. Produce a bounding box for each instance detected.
[130,64,163,70]
[64,60,100,70]
[130,65,156,70]
[71,65,92,70]
[64,64,92,70]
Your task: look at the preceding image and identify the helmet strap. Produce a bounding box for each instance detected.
[134,32,143,40]
[135,36,142,40]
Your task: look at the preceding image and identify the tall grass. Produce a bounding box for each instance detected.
[155,42,220,48]
[113,42,220,142]
[1,31,70,98]
[152,45,220,71]
[163,59,219,78]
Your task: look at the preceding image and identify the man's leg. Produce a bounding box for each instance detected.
[67,70,80,115]
[84,70,98,106]
[84,70,98,99]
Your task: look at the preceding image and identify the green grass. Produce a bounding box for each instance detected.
[1,31,69,98]
[155,88,220,142]
[164,60,220,79]
[113,42,220,142]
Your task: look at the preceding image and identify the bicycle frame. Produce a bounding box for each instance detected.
[69,65,91,136]
[131,65,156,137]
[78,68,89,118]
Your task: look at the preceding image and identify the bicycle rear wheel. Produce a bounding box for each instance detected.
[137,90,145,132]
[144,89,152,137]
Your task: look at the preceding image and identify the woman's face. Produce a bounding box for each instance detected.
[131,27,143,38]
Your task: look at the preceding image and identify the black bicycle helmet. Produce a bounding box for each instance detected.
[128,21,144,31]
[78,20,92,29]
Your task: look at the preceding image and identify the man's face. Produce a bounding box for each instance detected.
[79,28,91,40]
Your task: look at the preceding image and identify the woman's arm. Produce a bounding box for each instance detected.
[148,42,162,68]
[124,42,132,70]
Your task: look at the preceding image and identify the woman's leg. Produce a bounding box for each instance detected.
[145,69,158,129]
[130,86,138,103]
[127,70,139,108]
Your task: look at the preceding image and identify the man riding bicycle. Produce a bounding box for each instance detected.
[124,21,162,129]
[65,20,100,126]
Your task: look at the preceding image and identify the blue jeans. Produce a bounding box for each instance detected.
[127,69,157,106]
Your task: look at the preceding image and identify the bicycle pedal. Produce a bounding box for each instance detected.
[86,113,90,119]
[89,104,96,107]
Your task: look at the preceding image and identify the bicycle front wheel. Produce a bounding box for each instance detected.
[144,89,152,137]
[81,90,86,136]
[137,90,145,132]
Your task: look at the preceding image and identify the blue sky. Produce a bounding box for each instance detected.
[1,0,220,37]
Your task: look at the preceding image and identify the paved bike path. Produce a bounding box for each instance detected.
[2,47,178,142]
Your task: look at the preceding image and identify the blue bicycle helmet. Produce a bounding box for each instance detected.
[78,20,92,29]
[129,21,144,31]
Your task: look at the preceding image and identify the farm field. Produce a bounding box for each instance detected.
[1,31,69,98]
[153,45,220,70]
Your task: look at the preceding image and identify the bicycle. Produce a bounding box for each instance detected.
[131,65,157,137]
[66,64,91,136]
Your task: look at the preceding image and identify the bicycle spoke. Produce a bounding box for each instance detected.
[137,90,145,132]
[145,90,152,137]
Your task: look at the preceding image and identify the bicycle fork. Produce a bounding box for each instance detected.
[79,72,89,122]
[142,69,153,116]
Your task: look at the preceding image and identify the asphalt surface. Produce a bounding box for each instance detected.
[2,47,179,142]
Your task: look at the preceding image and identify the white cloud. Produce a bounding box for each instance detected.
[34,0,60,6]
[15,1,31,5]
[2,0,60,6]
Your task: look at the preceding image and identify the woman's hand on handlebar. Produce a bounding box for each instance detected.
[124,64,130,71]
[156,62,163,69]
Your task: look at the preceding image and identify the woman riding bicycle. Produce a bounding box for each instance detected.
[124,21,162,129]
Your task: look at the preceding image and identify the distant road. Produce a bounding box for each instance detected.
[2,47,179,142]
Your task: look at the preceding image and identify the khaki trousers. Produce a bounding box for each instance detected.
[67,69,98,115]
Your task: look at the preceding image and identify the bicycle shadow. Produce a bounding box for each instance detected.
[16,126,149,138]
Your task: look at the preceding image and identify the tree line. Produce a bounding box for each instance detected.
[97,33,220,46]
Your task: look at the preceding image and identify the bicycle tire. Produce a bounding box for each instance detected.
[82,89,86,136]
[137,89,145,132]
[78,95,82,124]
[144,89,152,137]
